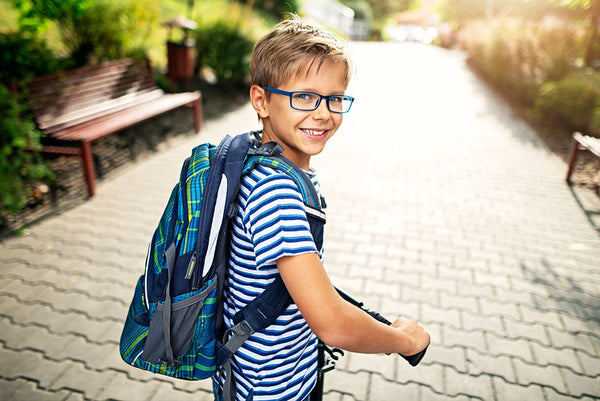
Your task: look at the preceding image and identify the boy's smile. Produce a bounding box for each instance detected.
[251,60,349,170]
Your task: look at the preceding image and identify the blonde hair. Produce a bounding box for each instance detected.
[250,16,352,89]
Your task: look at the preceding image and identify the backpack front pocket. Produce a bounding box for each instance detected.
[140,277,217,372]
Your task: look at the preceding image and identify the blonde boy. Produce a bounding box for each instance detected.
[219,17,430,401]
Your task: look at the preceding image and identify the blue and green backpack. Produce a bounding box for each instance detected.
[119,131,326,396]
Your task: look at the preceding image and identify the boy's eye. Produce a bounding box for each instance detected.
[329,96,343,104]
[295,92,316,102]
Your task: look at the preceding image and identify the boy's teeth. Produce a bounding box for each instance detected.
[303,129,323,136]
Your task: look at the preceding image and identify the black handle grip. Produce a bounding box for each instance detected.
[336,287,427,367]
[362,307,428,366]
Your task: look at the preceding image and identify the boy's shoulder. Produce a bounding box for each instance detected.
[241,163,306,202]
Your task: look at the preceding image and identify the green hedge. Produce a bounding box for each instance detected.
[0,31,63,86]
[463,18,582,107]
[0,84,54,218]
[461,17,600,135]
[534,71,600,134]
[195,19,255,88]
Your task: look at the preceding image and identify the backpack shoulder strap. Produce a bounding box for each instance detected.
[244,146,326,221]
[190,132,250,290]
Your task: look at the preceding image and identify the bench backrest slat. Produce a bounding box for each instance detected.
[27,58,160,132]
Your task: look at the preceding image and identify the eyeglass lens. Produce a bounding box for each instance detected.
[291,92,352,113]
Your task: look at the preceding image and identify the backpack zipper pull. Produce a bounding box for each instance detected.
[185,252,196,280]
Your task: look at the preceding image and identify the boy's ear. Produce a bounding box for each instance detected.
[250,85,269,119]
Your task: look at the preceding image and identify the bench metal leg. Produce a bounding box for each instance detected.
[565,136,580,184]
[193,97,202,133]
[79,141,96,197]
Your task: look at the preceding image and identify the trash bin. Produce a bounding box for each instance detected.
[163,16,198,92]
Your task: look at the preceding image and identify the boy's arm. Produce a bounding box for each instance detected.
[277,252,430,356]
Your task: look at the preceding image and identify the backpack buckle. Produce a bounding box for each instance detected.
[248,141,284,157]
[159,358,183,368]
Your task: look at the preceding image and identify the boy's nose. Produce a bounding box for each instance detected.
[313,99,330,119]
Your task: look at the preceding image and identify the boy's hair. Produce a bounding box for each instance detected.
[251,16,352,89]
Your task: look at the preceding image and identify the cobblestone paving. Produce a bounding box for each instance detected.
[1,42,599,401]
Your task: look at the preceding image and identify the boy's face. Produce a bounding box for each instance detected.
[252,60,347,170]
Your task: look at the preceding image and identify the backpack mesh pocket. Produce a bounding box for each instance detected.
[142,279,215,363]
[119,276,218,380]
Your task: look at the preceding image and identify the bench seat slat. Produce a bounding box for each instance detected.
[52,91,201,142]
[575,133,600,158]
[37,89,165,133]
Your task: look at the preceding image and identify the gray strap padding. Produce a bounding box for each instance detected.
[220,320,255,401]
[163,242,177,365]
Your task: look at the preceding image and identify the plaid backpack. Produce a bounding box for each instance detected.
[119,131,326,396]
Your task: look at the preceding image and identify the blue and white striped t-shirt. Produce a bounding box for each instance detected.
[224,164,324,401]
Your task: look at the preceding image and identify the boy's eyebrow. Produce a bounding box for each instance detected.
[294,87,347,95]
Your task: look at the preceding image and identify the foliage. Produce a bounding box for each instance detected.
[591,105,600,133]
[195,16,255,88]
[435,0,600,67]
[236,0,299,19]
[534,70,600,133]
[0,84,54,217]
[340,0,373,21]
[434,0,487,28]
[12,0,157,67]
[0,30,63,86]
[364,0,418,22]
[463,18,583,106]
[60,0,156,66]
[12,0,91,32]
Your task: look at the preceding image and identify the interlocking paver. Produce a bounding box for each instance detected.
[323,369,370,401]
[0,379,78,401]
[1,347,73,388]
[50,364,117,399]
[492,377,546,401]
[560,369,600,398]
[1,41,599,401]
[512,358,567,393]
[444,368,495,401]
[368,374,420,401]
[347,353,396,381]
[396,361,444,394]
[529,341,582,372]
[465,349,515,382]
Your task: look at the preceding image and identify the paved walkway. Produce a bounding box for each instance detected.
[1,42,599,401]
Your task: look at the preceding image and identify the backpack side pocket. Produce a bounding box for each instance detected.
[119,276,150,364]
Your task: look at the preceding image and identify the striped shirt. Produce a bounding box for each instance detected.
[224,164,323,400]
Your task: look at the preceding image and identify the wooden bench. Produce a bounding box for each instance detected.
[26,58,202,197]
[566,132,600,184]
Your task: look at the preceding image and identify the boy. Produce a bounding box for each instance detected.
[219,16,430,401]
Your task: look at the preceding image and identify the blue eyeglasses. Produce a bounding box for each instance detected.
[261,86,354,114]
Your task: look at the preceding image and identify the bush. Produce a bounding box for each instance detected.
[0,31,63,86]
[0,84,54,218]
[13,0,156,68]
[342,0,373,21]
[236,0,299,19]
[591,107,600,134]
[463,18,583,106]
[534,71,600,133]
[59,0,156,67]
[195,19,255,88]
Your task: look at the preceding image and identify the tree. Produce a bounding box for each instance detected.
[365,0,419,22]
[559,0,600,67]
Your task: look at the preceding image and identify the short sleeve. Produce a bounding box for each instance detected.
[243,172,318,269]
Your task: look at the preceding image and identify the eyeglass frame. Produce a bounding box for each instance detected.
[260,86,355,114]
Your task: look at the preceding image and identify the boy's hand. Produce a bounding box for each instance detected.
[390,317,430,356]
